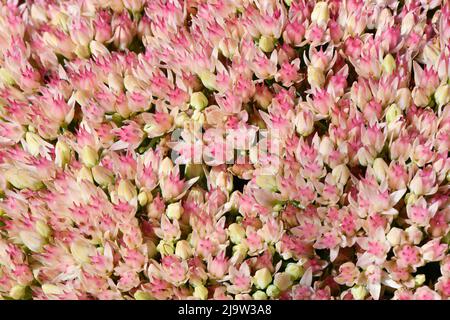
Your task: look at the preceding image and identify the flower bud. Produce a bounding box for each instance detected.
[219,38,238,59]
[134,291,153,300]
[175,240,192,260]
[311,2,329,27]
[80,146,98,168]
[385,103,402,123]
[41,284,63,296]
[332,164,350,185]
[92,165,114,187]
[5,168,43,191]
[193,284,209,300]
[185,163,203,179]
[372,158,388,182]
[0,67,16,85]
[273,272,293,291]
[319,136,334,157]
[70,240,93,264]
[254,84,273,110]
[9,285,26,300]
[175,112,190,128]
[117,179,137,202]
[228,223,246,244]
[159,157,174,177]
[77,166,93,183]
[414,274,426,286]
[259,36,275,53]
[166,202,184,220]
[255,175,278,191]
[382,54,396,75]
[254,268,272,290]
[35,220,51,239]
[231,243,248,264]
[55,140,71,167]
[434,84,449,107]
[124,74,141,92]
[351,285,367,300]
[253,290,268,300]
[89,40,110,57]
[386,227,404,246]
[25,132,43,157]
[266,284,280,298]
[295,110,314,136]
[156,240,174,256]
[285,263,304,280]
[307,66,325,88]
[108,72,124,93]
[19,231,45,252]
[198,71,217,91]
[137,191,148,206]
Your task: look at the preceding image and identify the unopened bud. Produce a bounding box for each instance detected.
[266,284,280,298]
[41,284,63,296]
[156,240,174,256]
[386,227,403,246]
[78,166,93,183]
[138,191,148,206]
[19,231,45,252]
[92,165,114,187]
[193,284,209,300]
[80,146,98,168]
[273,272,293,291]
[198,71,217,91]
[254,268,272,290]
[190,92,208,110]
[382,54,396,75]
[228,223,246,244]
[134,291,153,300]
[351,285,367,300]
[9,285,26,300]
[55,140,71,167]
[311,2,329,27]
[255,175,278,191]
[332,164,350,185]
[5,168,43,191]
[25,132,43,156]
[259,35,275,53]
[89,40,110,57]
[434,84,449,107]
[414,274,426,286]
[386,103,402,123]
[285,263,304,280]
[159,157,174,177]
[166,202,183,220]
[253,290,268,300]
[35,220,51,238]
[0,68,16,85]
[175,240,192,260]
[372,158,388,182]
[117,179,137,202]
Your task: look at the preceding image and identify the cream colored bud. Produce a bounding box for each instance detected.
[166,202,183,220]
[434,84,449,107]
[395,88,411,110]
[372,158,388,182]
[216,171,233,193]
[319,136,334,156]
[273,272,293,291]
[255,175,278,191]
[30,4,47,23]
[175,112,190,128]
[0,67,16,85]
[9,285,26,300]
[41,284,63,296]
[138,191,148,206]
[386,227,404,247]
[92,165,114,187]
[185,163,203,179]
[193,284,209,300]
[332,164,350,185]
[232,243,248,263]
[190,92,208,110]
[77,166,93,183]
[405,225,423,245]
[253,290,268,300]
[198,70,217,91]
[35,220,51,239]
[80,146,98,168]
[228,223,246,244]
[55,140,71,167]
[175,240,192,260]
[414,274,426,286]
[156,240,174,256]
[254,268,272,290]
[19,231,45,252]
[108,73,124,93]
[382,54,396,75]
[307,66,325,88]
[74,45,90,59]
[408,176,423,195]
[219,38,238,58]
[386,103,402,123]
[134,291,153,300]
[266,284,280,298]
[25,132,43,156]
[70,240,93,264]
[117,179,137,202]
[159,157,174,177]
[259,35,275,53]
[351,285,368,300]
[285,263,304,280]
[311,2,329,27]
[5,168,43,191]
[89,40,110,58]
[124,74,141,92]
[192,109,205,126]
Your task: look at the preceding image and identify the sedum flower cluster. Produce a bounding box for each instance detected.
[0,0,449,300]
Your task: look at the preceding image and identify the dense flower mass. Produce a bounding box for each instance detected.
[0,0,449,300]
